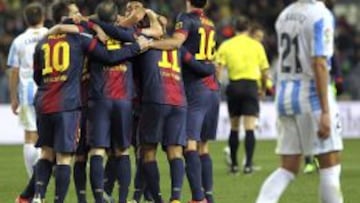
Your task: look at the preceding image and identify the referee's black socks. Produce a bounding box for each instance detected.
[245,130,255,167]
[229,130,239,166]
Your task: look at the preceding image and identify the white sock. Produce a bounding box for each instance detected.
[256,167,295,203]
[319,164,343,203]
[23,143,41,177]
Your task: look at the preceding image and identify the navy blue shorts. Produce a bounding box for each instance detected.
[187,90,220,141]
[138,103,186,146]
[87,99,132,149]
[131,102,141,148]
[36,110,80,153]
[76,108,89,155]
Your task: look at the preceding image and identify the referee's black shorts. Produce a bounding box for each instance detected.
[226,79,259,117]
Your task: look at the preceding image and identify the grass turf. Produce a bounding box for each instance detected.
[0,140,359,202]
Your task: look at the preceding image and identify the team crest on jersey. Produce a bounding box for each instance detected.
[175,22,183,30]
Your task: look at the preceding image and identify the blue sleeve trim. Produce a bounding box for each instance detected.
[313,18,324,56]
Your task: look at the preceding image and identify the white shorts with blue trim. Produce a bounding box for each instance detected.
[19,105,37,131]
[275,111,343,156]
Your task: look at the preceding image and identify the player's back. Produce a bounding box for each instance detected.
[275,0,335,115]
[133,49,187,107]
[7,27,48,104]
[88,38,134,101]
[175,11,218,92]
[34,33,89,114]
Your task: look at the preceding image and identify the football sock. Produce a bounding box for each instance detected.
[133,157,144,202]
[116,155,131,203]
[144,185,153,201]
[228,130,239,166]
[305,156,313,165]
[35,159,53,198]
[200,154,214,203]
[55,165,71,203]
[245,130,255,167]
[104,156,116,195]
[184,150,204,201]
[143,161,162,203]
[74,161,87,203]
[23,143,40,177]
[169,158,185,201]
[319,164,343,203]
[256,167,295,203]
[20,166,36,198]
[90,155,104,203]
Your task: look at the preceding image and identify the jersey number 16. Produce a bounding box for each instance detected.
[195,27,216,61]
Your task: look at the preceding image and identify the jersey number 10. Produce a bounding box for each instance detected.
[280,33,303,74]
[41,41,70,75]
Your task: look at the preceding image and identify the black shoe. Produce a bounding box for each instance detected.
[243,166,253,174]
[229,165,239,175]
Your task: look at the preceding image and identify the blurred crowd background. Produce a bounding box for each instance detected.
[1,0,360,103]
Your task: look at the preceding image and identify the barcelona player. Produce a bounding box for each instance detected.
[31,1,149,202]
[150,0,219,202]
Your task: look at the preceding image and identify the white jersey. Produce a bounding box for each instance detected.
[275,0,335,115]
[7,27,48,105]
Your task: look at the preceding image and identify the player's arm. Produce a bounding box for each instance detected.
[214,42,228,81]
[139,9,164,39]
[32,46,42,86]
[118,6,146,27]
[181,47,215,77]
[7,41,20,115]
[90,19,137,42]
[150,13,190,50]
[312,17,334,139]
[47,22,108,44]
[81,34,149,65]
[258,43,270,95]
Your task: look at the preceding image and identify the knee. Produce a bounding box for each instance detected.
[142,144,157,162]
[198,142,209,155]
[317,151,341,169]
[41,146,55,162]
[89,148,106,157]
[167,145,183,160]
[185,139,197,152]
[75,155,87,162]
[56,153,73,165]
[115,147,129,157]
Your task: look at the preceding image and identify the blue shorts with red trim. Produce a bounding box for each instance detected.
[36,110,81,153]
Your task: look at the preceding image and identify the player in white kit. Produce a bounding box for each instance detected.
[256,1,343,203]
[7,2,48,177]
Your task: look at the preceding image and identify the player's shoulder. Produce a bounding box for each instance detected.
[176,12,191,21]
[11,31,28,46]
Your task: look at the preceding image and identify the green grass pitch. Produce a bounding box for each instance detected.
[0,140,359,202]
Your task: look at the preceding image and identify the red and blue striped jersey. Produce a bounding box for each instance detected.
[174,10,219,93]
[132,47,215,107]
[33,32,140,113]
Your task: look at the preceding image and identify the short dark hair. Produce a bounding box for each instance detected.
[137,15,150,29]
[24,3,44,26]
[248,22,264,35]
[51,1,70,24]
[234,16,249,32]
[128,0,147,6]
[189,0,207,8]
[96,1,118,23]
